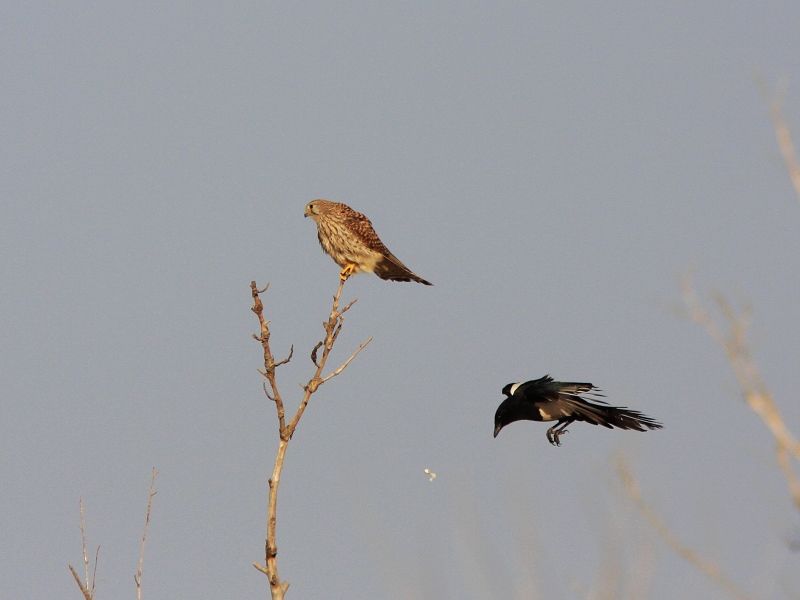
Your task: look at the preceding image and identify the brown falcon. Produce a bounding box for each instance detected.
[304,200,432,285]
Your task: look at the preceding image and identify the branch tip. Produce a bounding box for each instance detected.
[274,345,293,368]
[251,281,270,294]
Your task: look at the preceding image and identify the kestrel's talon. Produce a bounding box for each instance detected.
[339,263,356,281]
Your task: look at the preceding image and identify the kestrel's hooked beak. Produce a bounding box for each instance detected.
[304,206,310,218]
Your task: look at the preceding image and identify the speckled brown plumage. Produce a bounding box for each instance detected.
[304,200,432,285]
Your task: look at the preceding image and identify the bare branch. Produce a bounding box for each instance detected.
[251,276,370,599]
[757,75,800,202]
[339,297,358,315]
[251,281,287,432]
[135,468,158,600]
[80,498,89,591]
[69,498,100,600]
[69,565,94,600]
[71,499,97,600]
[616,457,749,600]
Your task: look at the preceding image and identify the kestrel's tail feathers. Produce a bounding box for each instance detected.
[374,253,433,285]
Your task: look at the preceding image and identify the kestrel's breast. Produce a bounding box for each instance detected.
[316,219,382,274]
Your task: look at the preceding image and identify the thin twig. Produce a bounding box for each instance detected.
[319,337,373,384]
[250,277,371,599]
[275,345,294,368]
[616,457,749,600]
[135,468,158,600]
[80,498,89,590]
[91,546,99,598]
[339,297,358,315]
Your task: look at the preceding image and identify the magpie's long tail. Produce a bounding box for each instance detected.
[596,405,663,431]
[561,397,663,431]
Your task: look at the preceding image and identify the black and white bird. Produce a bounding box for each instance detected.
[493,375,663,446]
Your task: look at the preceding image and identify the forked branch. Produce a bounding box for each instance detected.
[250,278,372,599]
[135,469,158,600]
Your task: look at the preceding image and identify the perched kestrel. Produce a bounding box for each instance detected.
[304,200,432,285]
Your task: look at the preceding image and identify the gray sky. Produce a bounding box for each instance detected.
[2,2,800,598]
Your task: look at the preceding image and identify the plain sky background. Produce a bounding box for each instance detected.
[2,2,800,598]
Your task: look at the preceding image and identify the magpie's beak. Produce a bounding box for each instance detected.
[493,424,502,438]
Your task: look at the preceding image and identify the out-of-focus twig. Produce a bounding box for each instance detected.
[616,457,749,600]
[135,468,158,600]
[680,275,800,511]
[757,75,800,202]
[250,278,372,599]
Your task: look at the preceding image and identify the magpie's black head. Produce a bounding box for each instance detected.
[495,383,521,437]
[494,396,514,438]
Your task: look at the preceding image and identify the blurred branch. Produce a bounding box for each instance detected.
[616,456,749,600]
[134,469,158,600]
[680,275,800,511]
[757,75,800,202]
[250,278,372,599]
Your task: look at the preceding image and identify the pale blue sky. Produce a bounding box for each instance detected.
[2,2,800,598]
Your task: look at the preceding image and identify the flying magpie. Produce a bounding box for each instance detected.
[493,375,662,446]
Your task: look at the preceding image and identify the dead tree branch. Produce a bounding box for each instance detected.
[80,498,89,592]
[69,499,98,600]
[680,275,800,511]
[69,565,94,600]
[135,468,158,600]
[250,278,372,599]
[616,457,749,600]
